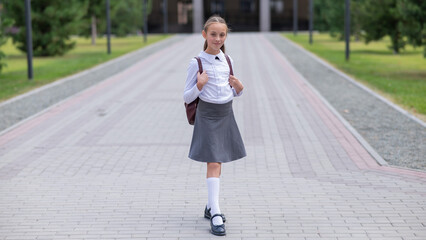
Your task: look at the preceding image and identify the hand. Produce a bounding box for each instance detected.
[229,75,244,94]
[196,71,208,91]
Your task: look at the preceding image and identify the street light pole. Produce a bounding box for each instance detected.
[106,0,111,54]
[345,0,350,61]
[24,0,33,80]
[293,0,298,36]
[163,0,168,34]
[143,0,148,43]
[309,0,313,44]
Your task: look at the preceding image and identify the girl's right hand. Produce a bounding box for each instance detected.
[196,71,208,91]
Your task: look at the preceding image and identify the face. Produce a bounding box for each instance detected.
[202,23,227,54]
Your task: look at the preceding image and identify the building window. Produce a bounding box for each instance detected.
[271,0,284,14]
[177,1,192,24]
[240,0,256,13]
[210,0,225,15]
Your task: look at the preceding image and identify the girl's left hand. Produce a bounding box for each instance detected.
[229,75,244,94]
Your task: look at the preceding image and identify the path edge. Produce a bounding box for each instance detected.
[279,33,426,128]
[271,33,389,166]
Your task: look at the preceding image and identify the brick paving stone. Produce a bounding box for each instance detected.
[0,33,425,239]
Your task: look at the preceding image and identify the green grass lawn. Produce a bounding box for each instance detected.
[283,33,426,119]
[0,34,171,102]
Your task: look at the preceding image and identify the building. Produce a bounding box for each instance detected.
[147,0,309,33]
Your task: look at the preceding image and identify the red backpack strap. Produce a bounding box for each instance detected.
[224,54,233,76]
[194,57,203,73]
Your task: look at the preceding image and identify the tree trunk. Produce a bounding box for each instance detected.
[392,41,399,54]
[391,32,400,55]
[91,15,97,45]
[355,31,360,42]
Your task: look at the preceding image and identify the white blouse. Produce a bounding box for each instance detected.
[183,50,243,104]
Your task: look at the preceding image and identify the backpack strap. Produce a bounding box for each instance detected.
[224,54,233,76]
[194,57,203,73]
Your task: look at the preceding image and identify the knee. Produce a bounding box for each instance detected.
[207,162,222,177]
[208,162,221,171]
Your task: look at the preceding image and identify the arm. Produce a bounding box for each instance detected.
[230,75,244,96]
[228,56,244,96]
[183,59,201,104]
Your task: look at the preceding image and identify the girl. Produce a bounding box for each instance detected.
[183,16,246,236]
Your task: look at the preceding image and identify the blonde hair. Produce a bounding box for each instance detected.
[203,15,229,53]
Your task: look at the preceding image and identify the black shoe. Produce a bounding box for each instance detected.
[210,214,226,236]
[204,206,226,222]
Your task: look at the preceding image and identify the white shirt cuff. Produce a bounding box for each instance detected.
[233,88,243,97]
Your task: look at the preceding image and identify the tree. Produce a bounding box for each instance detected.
[397,0,426,57]
[110,0,152,37]
[80,0,105,45]
[79,0,153,39]
[0,3,13,73]
[313,0,364,40]
[313,0,344,38]
[3,0,88,56]
[358,0,405,54]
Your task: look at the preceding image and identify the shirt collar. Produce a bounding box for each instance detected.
[199,50,225,63]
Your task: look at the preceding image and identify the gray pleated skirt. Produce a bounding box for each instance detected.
[189,99,246,163]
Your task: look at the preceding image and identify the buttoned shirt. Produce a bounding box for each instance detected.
[183,50,243,104]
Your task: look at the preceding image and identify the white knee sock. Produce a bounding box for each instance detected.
[207,177,223,225]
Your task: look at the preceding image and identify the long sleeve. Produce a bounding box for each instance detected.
[183,59,201,104]
[229,56,244,97]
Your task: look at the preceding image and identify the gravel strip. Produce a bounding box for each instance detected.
[266,33,426,171]
[0,35,185,132]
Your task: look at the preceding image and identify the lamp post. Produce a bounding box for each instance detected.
[345,0,350,61]
[143,0,148,43]
[106,0,111,54]
[163,0,168,34]
[309,0,313,44]
[24,0,33,80]
[293,0,298,36]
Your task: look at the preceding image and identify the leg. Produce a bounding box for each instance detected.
[207,162,221,178]
[206,162,224,226]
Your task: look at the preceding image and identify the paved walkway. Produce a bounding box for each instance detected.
[266,34,426,170]
[0,33,425,240]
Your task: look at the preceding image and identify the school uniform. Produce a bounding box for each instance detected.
[184,50,246,163]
